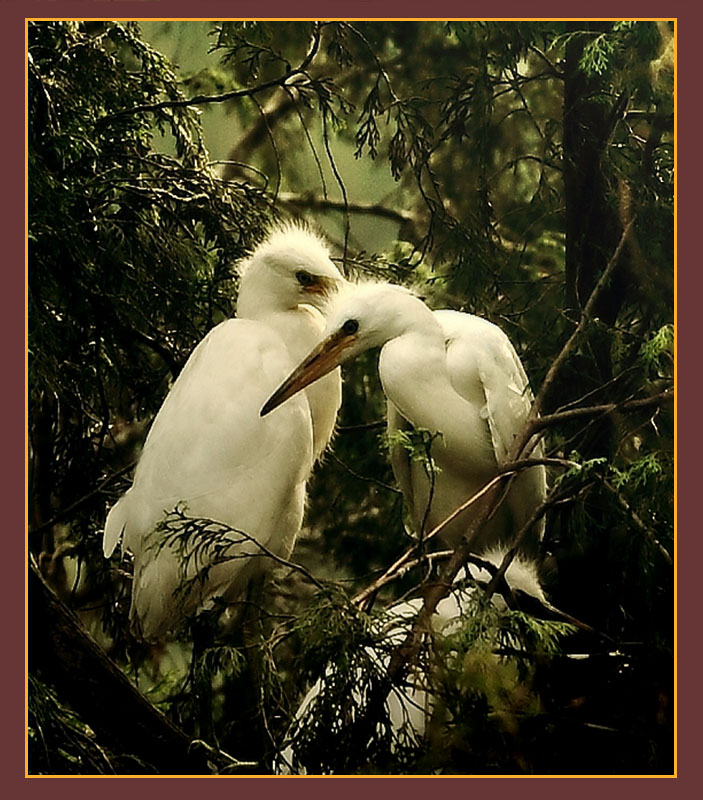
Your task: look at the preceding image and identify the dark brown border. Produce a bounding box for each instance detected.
[13,2,691,796]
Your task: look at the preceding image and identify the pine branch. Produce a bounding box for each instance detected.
[115,24,325,122]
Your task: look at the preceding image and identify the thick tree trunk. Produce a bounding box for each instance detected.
[28,564,214,775]
[562,22,630,457]
[563,22,625,321]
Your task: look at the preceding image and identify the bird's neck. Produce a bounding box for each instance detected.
[237,274,325,356]
[267,305,327,361]
[379,331,496,471]
[247,301,340,461]
[236,262,304,319]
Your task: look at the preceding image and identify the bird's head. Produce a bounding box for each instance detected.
[236,223,345,318]
[260,281,431,416]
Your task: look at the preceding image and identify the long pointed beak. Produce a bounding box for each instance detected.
[260,329,355,416]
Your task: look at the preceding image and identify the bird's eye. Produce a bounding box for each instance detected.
[342,319,359,335]
[296,270,315,286]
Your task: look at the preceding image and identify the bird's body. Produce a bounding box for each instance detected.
[104,225,343,640]
[387,308,546,552]
[278,548,546,774]
[262,282,546,556]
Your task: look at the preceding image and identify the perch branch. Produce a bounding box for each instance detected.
[28,562,215,774]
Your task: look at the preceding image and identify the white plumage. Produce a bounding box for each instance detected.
[388,307,546,552]
[261,281,552,773]
[262,281,546,555]
[104,224,344,640]
[277,548,546,774]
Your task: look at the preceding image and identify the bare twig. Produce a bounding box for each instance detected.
[343,23,399,103]
[249,94,283,200]
[352,550,453,606]
[277,192,415,229]
[300,21,324,72]
[336,420,386,433]
[321,108,351,261]
[484,506,548,599]
[601,478,673,567]
[528,44,564,79]
[353,458,557,608]
[223,92,297,177]
[110,71,311,118]
[531,389,674,434]
[328,451,400,494]
[526,219,635,428]
[29,461,136,537]
[288,88,329,197]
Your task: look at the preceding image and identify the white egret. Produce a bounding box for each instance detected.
[261,281,546,556]
[103,224,345,640]
[277,548,547,774]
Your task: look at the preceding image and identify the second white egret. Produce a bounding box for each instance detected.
[261,281,546,555]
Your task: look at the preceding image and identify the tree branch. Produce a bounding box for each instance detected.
[115,25,325,124]
[28,563,215,774]
[531,389,674,434]
[601,478,673,567]
[353,458,561,608]
[526,218,635,428]
[381,218,654,685]
[352,550,453,607]
[277,192,416,229]
[111,71,310,118]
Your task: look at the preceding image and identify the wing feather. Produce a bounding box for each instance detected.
[102,318,314,576]
[434,310,536,463]
[434,310,546,549]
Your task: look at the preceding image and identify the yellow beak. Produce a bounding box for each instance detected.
[260,329,356,416]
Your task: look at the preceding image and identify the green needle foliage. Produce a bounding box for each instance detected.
[29,675,121,775]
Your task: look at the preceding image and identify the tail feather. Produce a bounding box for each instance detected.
[103,495,129,558]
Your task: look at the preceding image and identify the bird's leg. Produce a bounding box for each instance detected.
[242,577,269,762]
[190,612,217,746]
[217,573,269,769]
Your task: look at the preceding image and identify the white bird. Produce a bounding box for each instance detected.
[103,224,345,640]
[261,281,546,556]
[277,548,547,774]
